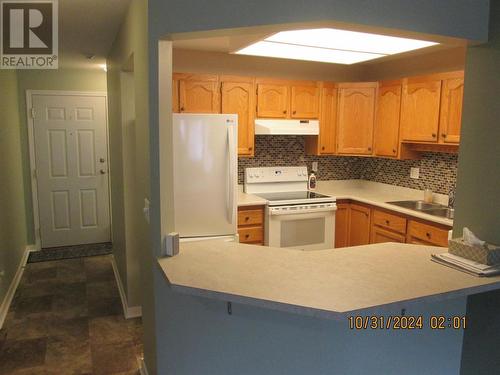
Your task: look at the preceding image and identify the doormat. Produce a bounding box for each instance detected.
[27,242,113,263]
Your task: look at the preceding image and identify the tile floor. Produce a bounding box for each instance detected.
[0,255,143,375]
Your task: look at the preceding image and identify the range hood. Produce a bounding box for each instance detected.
[254,119,319,135]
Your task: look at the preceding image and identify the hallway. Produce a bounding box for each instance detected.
[0,255,143,375]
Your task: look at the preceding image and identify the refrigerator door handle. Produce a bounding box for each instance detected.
[226,124,236,225]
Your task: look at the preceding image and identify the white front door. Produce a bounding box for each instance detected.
[32,94,111,248]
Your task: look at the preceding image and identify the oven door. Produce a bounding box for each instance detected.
[266,205,336,250]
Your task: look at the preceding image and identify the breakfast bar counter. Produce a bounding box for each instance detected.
[157,239,500,320]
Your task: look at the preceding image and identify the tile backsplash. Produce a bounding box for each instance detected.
[238,136,458,195]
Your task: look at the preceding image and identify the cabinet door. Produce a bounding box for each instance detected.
[221,79,255,156]
[374,84,401,157]
[334,202,349,248]
[290,85,319,119]
[370,226,406,244]
[401,79,441,142]
[257,84,288,118]
[179,75,220,113]
[318,86,338,154]
[337,85,376,155]
[172,78,179,113]
[439,77,464,144]
[348,204,371,246]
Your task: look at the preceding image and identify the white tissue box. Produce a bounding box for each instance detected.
[449,238,500,265]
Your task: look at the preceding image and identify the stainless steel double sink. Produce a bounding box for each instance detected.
[387,200,454,219]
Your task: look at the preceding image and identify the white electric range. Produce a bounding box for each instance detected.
[244,166,337,250]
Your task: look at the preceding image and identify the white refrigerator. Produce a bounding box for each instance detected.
[172,113,238,239]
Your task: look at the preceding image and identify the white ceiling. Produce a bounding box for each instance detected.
[58,0,131,69]
[172,23,468,66]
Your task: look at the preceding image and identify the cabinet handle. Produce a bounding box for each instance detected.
[248,147,253,151]
[245,234,250,239]
[368,147,372,151]
[365,212,369,217]
[393,149,397,154]
[426,232,431,238]
[385,220,390,225]
[283,110,287,114]
[432,133,436,138]
[180,106,185,112]
[322,146,325,150]
[293,110,296,115]
[442,133,447,138]
[245,217,250,221]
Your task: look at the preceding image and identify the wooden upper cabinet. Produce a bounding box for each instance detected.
[172,78,179,113]
[336,83,377,155]
[374,83,402,158]
[221,76,255,157]
[319,85,337,154]
[257,83,288,118]
[348,203,371,246]
[178,74,220,113]
[401,77,441,142]
[290,84,319,118]
[439,75,464,144]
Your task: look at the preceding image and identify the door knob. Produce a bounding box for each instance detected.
[99,158,105,163]
[100,169,106,174]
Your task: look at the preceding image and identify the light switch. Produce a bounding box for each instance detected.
[143,198,150,223]
[312,161,318,172]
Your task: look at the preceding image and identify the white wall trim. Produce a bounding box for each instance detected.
[110,256,142,319]
[0,245,36,329]
[25,90,110,250]
[139,359,149,375]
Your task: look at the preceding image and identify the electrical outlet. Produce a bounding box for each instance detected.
[312,161,318,172]
[410,167,420,179]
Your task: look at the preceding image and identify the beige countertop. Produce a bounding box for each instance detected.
[158,239,500,320]
[237,189,267,207]
[238,180,453,226]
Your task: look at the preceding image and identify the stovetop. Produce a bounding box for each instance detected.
[255,191,335,206]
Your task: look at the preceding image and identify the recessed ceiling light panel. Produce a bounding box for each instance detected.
[234,28,439,64]
[236,41,384,64]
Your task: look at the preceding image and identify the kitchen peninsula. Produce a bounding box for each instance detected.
[156,239,500,375]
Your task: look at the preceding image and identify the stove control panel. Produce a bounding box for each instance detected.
[245,166,308,183]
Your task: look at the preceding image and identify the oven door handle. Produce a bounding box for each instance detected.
[269,206,337,216]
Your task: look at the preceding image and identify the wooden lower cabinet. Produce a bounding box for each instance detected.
[334,202,350,248]
[407,220,450,247]
[335,202,450,248]
[238,205,265,245]
[371,224,406,244]
[348,204,371,246]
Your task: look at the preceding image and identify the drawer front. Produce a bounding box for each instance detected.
[408,220,449,247]
[373,209,407,234]
[238,227,263,243]
[371,226,406,244]
[238,209,263,226]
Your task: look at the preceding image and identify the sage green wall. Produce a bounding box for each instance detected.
[16,69,107,245]
[457,2,500,374]
[148,1,491,374]
[107,0,149,308]
[0,71,28,310]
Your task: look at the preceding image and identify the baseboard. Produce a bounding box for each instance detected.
[0,245,36,328]
[139,359,149,375]
[110,256,142,319]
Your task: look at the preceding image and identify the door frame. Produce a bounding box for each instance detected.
[26,90,111,250]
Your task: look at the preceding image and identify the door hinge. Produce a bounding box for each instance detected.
[30,108,36,119]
